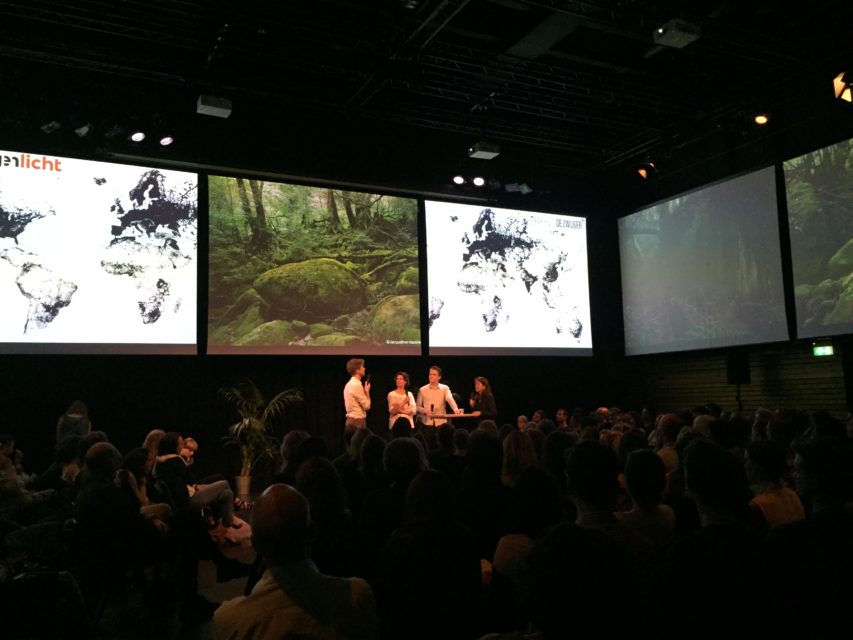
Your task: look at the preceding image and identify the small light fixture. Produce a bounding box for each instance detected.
[637,160,656,179]
[40,120,61,134]
[452,175,466,185]
[159,135,175,146]
[74,123,93,138]
[754,113,769,125]
[472,176,485,187]
[130,131,146,142]
[834,71,852,102]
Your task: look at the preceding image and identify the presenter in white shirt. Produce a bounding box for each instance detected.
[387,371,417,430]
[416,365,462,428]
[343,357,371,433]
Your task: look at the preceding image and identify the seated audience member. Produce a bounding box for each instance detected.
[376,471,480,640]
[762,437,853,639]
[280,430,311,477]
[616,449,675,553]
[565,440,656,560]
[275,437,329,486]
[458,430,510,562]
[119,447,172,524]
[654,414,683,474]
[501,431,537,487]
[428,424,464,488]
[745,439,804,527]
[294,457,354,578]
[73,443,164,578]
[0,434,22,487]
[214,484,377,640]
[390,417,414,440]
[27,434,84,493]
[180,437,199,465]
[520,523,648,639]
[665,439,763,639]
[489,467,564,632]
[516,415,529,432]
[55,400,91,442]
[155,432,240,529]
[357,438,426,582]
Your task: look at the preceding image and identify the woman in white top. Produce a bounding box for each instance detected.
[387,371,417,429]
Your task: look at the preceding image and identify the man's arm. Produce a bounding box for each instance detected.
[356,381,371,412]
[445,387,460,414]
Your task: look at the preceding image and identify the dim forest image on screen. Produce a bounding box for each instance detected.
[619,167,788,355]
[0,150,197,351]
[208,177,420,353]
[785,137,853,338]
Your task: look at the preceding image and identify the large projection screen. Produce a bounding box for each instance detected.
[425,201,592,355]
[208,176,421,354]
[785,137,853,338]
[0,150,198,354]
[619,166,788,355]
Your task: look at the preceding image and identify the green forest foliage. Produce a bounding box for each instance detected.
[208,176,418,316]
[785,139,853,285]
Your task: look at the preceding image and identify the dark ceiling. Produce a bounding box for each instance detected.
[1,0,852,213]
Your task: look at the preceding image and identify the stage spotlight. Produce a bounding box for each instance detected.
[834,71,852,102]
[40,121,61,134]
[472,176,485,187]
[130,131,146,142]
[754,113,769,125]
[74,123,93,138]
[452,175,466,185]
[637,160,656,179]
[159,135,175,146]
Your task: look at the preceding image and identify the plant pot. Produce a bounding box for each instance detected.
[235,475,252,501]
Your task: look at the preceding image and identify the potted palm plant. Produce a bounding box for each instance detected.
[218,378,304,500]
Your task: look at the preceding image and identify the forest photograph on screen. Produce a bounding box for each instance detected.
[208,176,420,353]
[785,137,853,338]
[619,167,788,355]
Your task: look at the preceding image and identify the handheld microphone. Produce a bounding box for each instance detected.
[430,404,434,412]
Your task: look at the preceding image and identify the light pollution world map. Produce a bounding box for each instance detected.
[0,151,197,347]
[426,201,592,352]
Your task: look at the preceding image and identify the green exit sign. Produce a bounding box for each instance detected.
[813,345,834,357]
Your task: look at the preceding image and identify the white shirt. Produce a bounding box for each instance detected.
[387,390,417,429]
[416,383,459,426]
[344,376,370,419]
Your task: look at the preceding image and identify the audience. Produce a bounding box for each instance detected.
[4,398,853,640]
[214,484,377,639]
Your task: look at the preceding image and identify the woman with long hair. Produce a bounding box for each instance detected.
[469,376,497,424]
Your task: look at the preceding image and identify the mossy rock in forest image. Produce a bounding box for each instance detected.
[210,298,266,344]
[307,332,362,346]
[366,282,385,304]
[234,320,296,346]
[253,258,367,321]
[370,294,419,341]
[829,238,853,278]
[309,323,334,338]
[395,267,419,294]
[824,278,853,325]
[220,288,269,323]
[291,320,310,339]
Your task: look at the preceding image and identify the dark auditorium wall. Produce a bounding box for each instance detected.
[619,341,848,417]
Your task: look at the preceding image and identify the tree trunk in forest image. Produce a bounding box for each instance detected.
[342,193,358,228]
[327,189,342,230]
[235,178,260,247]
[249,180,270,249]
